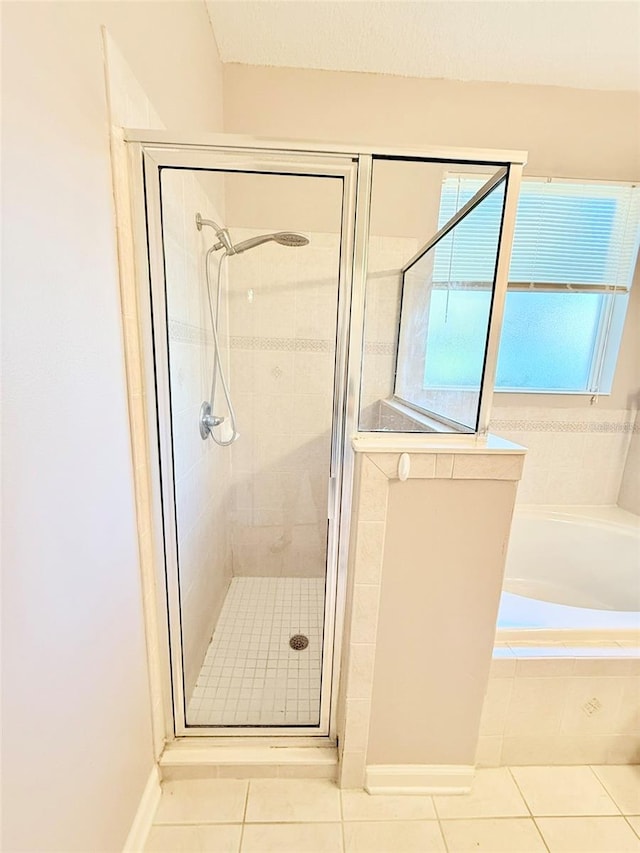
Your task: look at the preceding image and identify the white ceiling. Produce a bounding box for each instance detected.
[206,0,640,92]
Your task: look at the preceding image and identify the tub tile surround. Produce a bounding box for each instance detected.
[491,405,638,506]
[478,643,640,767]
[337,438,526,790]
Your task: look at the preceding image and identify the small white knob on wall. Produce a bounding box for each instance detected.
[398,453,410,481]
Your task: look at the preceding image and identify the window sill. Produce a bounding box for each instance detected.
[375,398,475,434]
[494,389,611,396]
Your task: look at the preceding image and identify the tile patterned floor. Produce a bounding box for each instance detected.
[145,766,640,852]
[186,577,324,727]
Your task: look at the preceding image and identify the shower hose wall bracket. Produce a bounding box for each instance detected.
[199,401,224,440]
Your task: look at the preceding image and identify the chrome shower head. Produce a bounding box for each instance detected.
[230,232,310,255]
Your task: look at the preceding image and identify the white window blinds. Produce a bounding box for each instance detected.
[434,176,640,290]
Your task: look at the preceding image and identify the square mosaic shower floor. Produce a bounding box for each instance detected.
[186,577,324,727]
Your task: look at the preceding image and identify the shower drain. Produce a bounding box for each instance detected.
[289,634,309,651]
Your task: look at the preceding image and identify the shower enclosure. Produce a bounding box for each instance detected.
[132,137,524,738]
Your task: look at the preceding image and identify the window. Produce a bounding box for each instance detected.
[425,177,640,394]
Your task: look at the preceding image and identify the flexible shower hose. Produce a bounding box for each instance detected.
[204,245,239,446]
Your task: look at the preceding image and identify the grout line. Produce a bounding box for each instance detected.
[506,767,535,819]
[338,781,346,853]
[531,816,552,852]
[586,764,633,817]
[153,821,248,827]
[155,813,639,826]
[623,814,640,841]
[436,815,554,823]
[152,821,245,827]
[238,780,250,851]
[587,764,623,815]
[431,792,443,822]
[435,805,450,853]
[242,816,348,823]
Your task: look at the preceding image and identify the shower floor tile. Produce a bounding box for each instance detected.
[186,577,325,727]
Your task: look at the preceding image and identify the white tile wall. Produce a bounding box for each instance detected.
[478,646,640,766]
[360,236,418,426]
[226,228,341,579]
[186,577,324,726]
[491,406,636,506]
[162,169,233,697]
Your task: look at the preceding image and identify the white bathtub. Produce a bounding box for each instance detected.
[497,506,640,634]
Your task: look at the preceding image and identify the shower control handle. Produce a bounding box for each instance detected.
[199,401,225,440]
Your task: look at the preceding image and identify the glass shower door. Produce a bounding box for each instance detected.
[146,150,357,733]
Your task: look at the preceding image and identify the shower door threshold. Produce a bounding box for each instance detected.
[159,741,338,781]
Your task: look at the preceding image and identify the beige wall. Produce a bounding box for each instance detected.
[223,65,640,180]
[223,64,640,413]
[0,3,223,851]
[619,412,640,514]
[367,477,518,766]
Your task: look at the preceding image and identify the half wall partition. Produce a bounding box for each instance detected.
[129,136,524,740]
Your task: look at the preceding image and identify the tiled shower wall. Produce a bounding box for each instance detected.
[163,172,233,697]
[226,230,340,578]
[490,406,638,506]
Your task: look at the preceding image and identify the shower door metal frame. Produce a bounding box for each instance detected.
[138,141,360,739]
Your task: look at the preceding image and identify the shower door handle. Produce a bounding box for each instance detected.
[327,476,338,520]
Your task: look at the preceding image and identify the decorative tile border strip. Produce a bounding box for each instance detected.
[168,325,399,359]
[167,319,212,345]
[490,419,639,434]
[363,341,395,356]
[229,336,332,353]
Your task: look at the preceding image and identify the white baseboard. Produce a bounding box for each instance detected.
[123,766,161,852]
[365,764,475,795]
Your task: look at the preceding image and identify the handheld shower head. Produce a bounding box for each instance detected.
[231,232,310,254]
[195,214,309,255]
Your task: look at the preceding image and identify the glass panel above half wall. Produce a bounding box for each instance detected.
[358,157,508,433]
[158,166,344,728]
